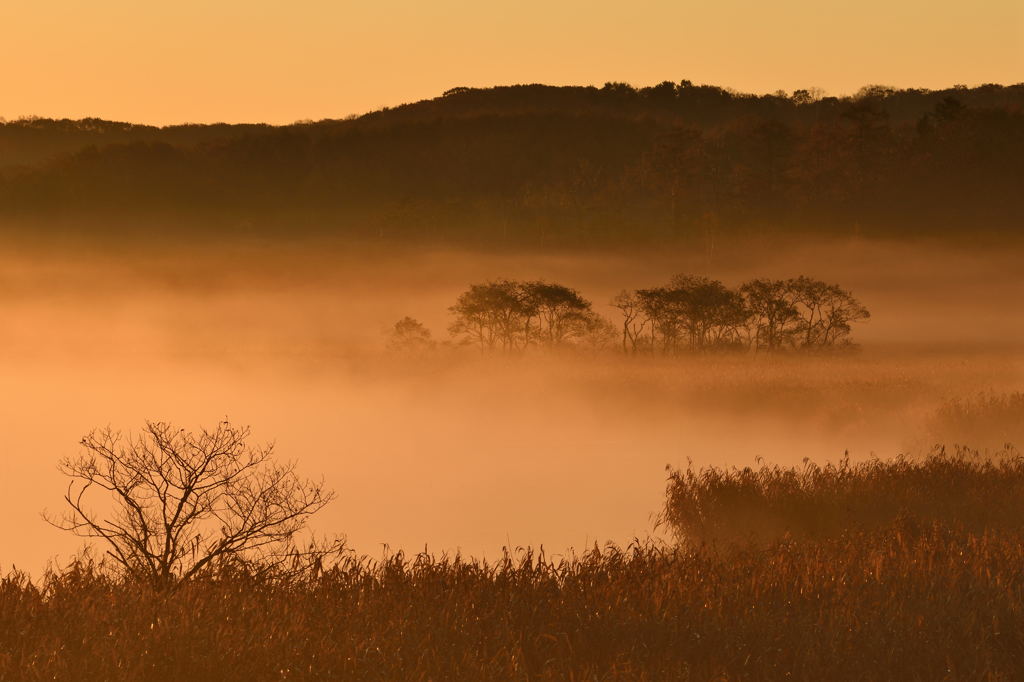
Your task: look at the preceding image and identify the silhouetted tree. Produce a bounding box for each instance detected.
[577,313,618,351]
[46,421,335,586]
[739,279,802,351]
[635,287,682,353]
[667,274,749,350]
[782,276,871,349]
[616,274,870,355]
[521,281,594,347]
[813,283,871,347]
[448,280,536,351]
[386,316,435,353]
[449,280,601,352]
[629,275,749,353]
[610,290,649,354]
[787,276,833,348]
[740,277,870,351]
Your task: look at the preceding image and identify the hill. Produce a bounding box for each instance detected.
[1,82,1022,246]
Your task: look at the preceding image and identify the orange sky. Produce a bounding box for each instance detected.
[1,0,1021,126]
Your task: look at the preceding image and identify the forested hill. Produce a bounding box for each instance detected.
[2,81,1022,245]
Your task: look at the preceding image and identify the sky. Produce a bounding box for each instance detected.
[1,0,1021,126]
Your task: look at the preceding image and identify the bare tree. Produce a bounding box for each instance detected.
[46,421,335,586]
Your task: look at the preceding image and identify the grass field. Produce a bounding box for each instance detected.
[3,447,1023,681]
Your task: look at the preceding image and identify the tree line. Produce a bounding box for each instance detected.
[390,275,870,354]
[1,82,1021,244]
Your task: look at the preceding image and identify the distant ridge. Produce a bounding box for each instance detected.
[1,82,1021,245]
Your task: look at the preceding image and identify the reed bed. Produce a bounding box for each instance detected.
[663,446,1024,547]
[928,392,1024,450]
[3,449,1024,680]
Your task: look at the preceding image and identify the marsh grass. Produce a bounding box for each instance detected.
[928,391,1024,450]
[3,448,1024,680]
[663,446,1024,547]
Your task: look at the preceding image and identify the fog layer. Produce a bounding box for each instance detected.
[1,236,1021,574]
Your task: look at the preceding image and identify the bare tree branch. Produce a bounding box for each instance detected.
[44,420,335,587]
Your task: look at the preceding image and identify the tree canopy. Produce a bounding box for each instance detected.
[439,274,869,355]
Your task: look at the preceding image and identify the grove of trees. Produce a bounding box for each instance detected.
[615,275,870,353]
[448,280,614,351]
[399,274,870,355]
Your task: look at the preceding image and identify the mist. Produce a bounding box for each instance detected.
[2,234,1022,575]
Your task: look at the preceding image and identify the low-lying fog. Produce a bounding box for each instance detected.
[1,235,1022,574]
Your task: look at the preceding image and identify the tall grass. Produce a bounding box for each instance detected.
[663,447,1024,547]
[3,448,1024,680]
[928,391,1024,450]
